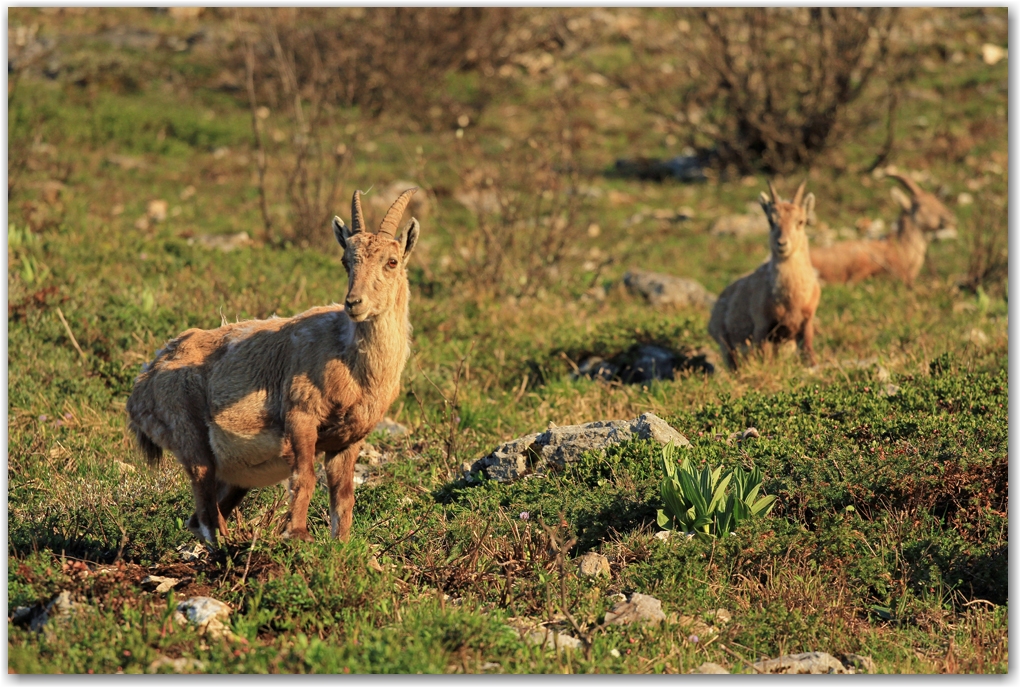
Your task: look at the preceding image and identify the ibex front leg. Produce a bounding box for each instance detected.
[324,440,363,540]
[282,414,318,542]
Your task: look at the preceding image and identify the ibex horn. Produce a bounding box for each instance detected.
[378,187,419,239]
[767,180,780,205]
[350,190,366,234]
[887,172,923,198]
[792,180,807,206]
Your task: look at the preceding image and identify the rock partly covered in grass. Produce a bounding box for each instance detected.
[752,651,847,674]
[575,552,611,578]
[175,597,241,642]
[527,629,583,650]
[470,413,689,482]
[623,269,717,309]
[12,590,77,633]
[604,592,667,626]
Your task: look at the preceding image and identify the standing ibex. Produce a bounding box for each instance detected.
[810,173,957,286]
[127,188,420,544]
[709,181,821,370]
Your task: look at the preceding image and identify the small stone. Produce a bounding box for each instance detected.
[957,192,974,206]
[610,649,621,658]
[883,383,901,398]
[148,656,207,674]
[707,608,732,625]
[575,552,611,578]
[527,629,582,650]
[693,662,729,674]
[147,200,169,222]
[843,654,876,674]
[142,575,180,594]
[654,530,674,541]
[604,592,666,626]
[480,662,501,671]
[741,427,759,441]
[753,651,847,674]
[982,43,1007,65]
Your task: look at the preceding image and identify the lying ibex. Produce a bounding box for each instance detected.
[709,181,821,370]
[810,173,957,286]
[127,188,420,544]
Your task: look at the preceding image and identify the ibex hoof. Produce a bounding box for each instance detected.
[282,528,314,543]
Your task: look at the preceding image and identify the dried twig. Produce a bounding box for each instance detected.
[55,307,86,361]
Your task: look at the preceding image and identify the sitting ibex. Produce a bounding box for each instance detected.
[127,188,420,544]
[709,181,821,370]
[810,173,957,286]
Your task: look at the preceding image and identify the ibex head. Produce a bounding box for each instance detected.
[759,180,814,260]
[332,188,420,322]
[888,173,957,234]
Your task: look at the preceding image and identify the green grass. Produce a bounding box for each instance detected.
[8,7,1007,674]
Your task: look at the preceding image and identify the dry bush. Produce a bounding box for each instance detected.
[961,207,1008,297]
[589,8,906,175]
[231,8,547,127]
[676,8,901,174]
[451,91,599,299]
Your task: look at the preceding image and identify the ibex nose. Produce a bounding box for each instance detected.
[345,297,362,309]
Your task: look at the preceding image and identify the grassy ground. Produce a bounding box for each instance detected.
[7,8,1008,674]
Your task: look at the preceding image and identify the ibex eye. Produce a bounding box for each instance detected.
[387,258,399,268]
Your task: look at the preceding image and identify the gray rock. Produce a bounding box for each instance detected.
[373,417,409,437]
[175,596,238,641]
[575,552,611,578]
[709,212,770,238]
[604,592,667,626]
[177,542,209,562]
[752,651,847,674]
[527,629,582,650]
[574,344,714,384]
[15,590,77,632]
[843,654,876,674]
[623,269,717,309]
[470,413,689,482]
[693,662,730,674]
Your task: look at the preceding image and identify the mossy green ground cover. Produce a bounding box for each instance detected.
[8,8,1007,673]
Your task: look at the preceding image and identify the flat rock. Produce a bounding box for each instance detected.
[575,552,611,578]
[623,269,717,309]
[188,231,251,252]
[604,592,666,626]
[13,590,77,632]
[471,413,689,482]
[752,651,847,674]
[709,212,770,238]
[141,575,180,593]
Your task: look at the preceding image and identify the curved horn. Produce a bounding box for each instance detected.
[378,187,418,238]
[767,180,780,204]
[792,180,807,206]
[350,190,366,234]
[887,172,923,198]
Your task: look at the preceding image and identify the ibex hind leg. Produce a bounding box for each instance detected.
[180,446,229,545]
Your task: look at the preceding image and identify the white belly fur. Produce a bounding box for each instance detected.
[208,424,291,488]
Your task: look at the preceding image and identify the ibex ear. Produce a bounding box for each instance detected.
[332,216,350,249]
[400,218,420,263]
[890,186,912,212]
[802,193,815,224]
[759,192,772,213]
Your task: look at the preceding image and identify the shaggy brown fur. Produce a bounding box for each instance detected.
[810,173,957,286]
[127,188,421,545]
[709,181,821,370]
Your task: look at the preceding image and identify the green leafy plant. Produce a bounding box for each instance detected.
[656,440,777,540]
